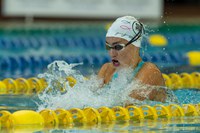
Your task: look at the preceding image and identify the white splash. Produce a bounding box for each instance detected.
[36,61,178,111]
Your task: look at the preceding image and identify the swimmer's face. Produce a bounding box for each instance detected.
[106,37,139,68]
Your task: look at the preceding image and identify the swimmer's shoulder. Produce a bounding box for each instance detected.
[136,62,165,86]
[142,62,161,72]
[98,63,114,78]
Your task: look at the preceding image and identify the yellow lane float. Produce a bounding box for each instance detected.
[0,72,200,95]
[148,34,168,47]
[0,103,199,132]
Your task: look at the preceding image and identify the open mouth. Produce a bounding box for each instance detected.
[112,59,120,67]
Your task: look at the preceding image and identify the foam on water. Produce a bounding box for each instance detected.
[36,61,178,111]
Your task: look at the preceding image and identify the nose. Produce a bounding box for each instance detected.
[109,49,118,57]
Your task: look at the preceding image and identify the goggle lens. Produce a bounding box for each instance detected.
[106,44,125,51]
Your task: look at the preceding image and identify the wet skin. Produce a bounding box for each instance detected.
[98,37,166,102]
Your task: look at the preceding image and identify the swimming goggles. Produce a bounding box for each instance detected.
[106,43,127,51]
[106,22,144,51]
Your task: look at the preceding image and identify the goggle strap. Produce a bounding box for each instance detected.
[126,22,143,46]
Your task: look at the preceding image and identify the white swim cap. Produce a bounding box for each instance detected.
[106,16,144,47]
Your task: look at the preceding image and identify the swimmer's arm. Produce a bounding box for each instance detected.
[136,63,165,86]
[130,63,166,102]
[98,63,112,86]
[98,63,108,79]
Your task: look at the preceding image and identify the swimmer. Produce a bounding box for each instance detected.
[98,16,166,102]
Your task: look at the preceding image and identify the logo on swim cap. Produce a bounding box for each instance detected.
[106,16,143,47]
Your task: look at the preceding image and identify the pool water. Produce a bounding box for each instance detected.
[0,23,200,132]
[0,61,199,132]
[0,116,199,132]
[0,88,199,132]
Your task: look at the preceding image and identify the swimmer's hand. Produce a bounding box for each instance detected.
[129,88,166,102]
[149,88,166,102]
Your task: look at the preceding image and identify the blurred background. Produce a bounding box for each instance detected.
[0,0,200,78]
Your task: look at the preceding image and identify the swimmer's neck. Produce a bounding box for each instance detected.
[131,57,143,69]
